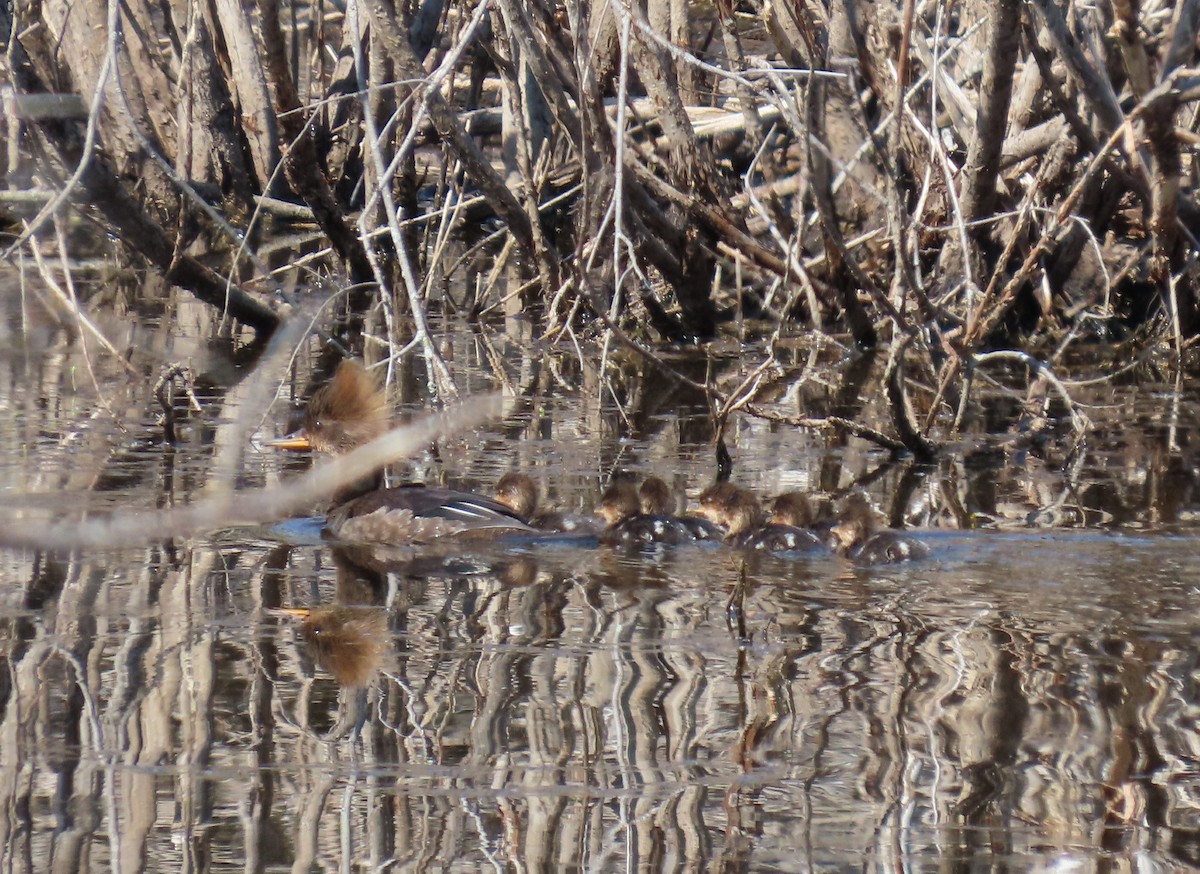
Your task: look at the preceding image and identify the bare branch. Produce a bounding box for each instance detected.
[0,396,504,550]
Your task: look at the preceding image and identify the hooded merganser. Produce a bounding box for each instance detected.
[829,492,930,564]
[768,492,814,528]
[270,360,533,544]
[748,490,826,552]
[639,476,723,541]
[494,472,600,534]
[697,483,824,552]
[596,480,692,545]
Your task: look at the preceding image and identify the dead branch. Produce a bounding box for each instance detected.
[0,395,504,550]
[256,0,374,287]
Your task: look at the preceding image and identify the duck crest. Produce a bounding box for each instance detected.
[306,360,389,453]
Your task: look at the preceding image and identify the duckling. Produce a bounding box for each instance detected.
[494,471,539,521]
[768,492,815,527]
[597,480,691,545]
[494,472,599,534]
[699,483,823,552]
[743,490,825,552]
[639,476,722,540]
[829,492,930,564]
[695,482,762,544]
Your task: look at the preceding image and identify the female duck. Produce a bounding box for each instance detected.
[271,360,532,544]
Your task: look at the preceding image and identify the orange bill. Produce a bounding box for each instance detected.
[265,430,313,451]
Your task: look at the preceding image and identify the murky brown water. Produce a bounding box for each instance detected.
[4,288,1200,870]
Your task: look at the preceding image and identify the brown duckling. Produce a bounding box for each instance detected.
[494,472,599,534]
[698,483,823,552]
[696,482,762,543]
[597,480,691,545]
[746,490,826,552]
[639,476,722,541]
[595,480,639,528]
[494,471,539,520]
[829,492,930,564]
[769,492,815,527]
[270,360,533,544]
[638,476,673,515]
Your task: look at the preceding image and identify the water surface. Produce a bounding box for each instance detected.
[2,293,1199,871]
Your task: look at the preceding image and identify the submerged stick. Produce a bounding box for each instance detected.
[0,395,504,551]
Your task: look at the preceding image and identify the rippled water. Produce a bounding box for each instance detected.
[9,531,1200,871]
[4,293,1200,870]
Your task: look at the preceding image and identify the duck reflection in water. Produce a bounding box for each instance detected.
[280,605,390,687]
[330,542,543,613]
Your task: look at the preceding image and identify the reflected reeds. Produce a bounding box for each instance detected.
[3,535,1200,869]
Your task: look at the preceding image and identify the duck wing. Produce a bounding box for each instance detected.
[329,486,534,544]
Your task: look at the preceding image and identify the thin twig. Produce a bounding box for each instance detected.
[0,395,504,550]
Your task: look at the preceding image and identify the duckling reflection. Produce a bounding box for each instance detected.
[588,548,677,592]
[280,605,389,687]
